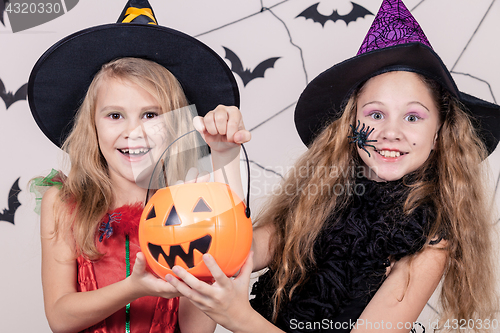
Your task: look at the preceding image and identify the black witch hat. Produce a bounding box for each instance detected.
[294,0,500,154]
[28,0,239,147]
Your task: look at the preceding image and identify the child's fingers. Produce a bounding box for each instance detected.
[236,251,254,284]
[193,116,207,135]
[133,252,147,274]
[170,266,213,298]
[234,129,251,144]
[202,254,232,288]
[223,106,242,141]
[166,274,203,301]
[203,105,245,139]
[213,107,229,136]
[202,110,218,136]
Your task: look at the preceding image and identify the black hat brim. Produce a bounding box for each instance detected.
[28,23,239,147]
[294,42,499,154]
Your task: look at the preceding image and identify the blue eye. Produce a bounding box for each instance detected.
[405,114,420,122]
[370,112,383,120]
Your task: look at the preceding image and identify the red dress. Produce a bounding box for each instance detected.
[77,203,179,333]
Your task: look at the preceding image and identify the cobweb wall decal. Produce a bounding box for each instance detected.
[410,0,426,11]
[245,159,285,179]
[449,0,497,104]
[450,0,496,72]
[193,0,290,38]
[451,71,497,103]
[261,3,309,84]
[248,101,296,132]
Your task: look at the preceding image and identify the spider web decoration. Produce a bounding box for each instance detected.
[357,0,431,55]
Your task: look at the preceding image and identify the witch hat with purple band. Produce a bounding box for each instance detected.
[28,0,239,148]
[294,0,500,155]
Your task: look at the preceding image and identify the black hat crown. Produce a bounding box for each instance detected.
[28,0,239,148]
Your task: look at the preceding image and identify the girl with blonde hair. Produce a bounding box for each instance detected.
[28,1,249,332]
[167,0,500,332]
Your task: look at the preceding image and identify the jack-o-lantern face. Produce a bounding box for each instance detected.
[139,182,252,281]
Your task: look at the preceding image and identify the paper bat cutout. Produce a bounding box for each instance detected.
[296,2,373,27]
[1,0,9,26]
[0,78,27,109]
[0,177,21,225]
[223,46,281,87]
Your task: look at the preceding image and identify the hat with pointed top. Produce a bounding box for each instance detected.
[28,0,239,148]
[356,0,431,54]
[294,0,500,154]
[117,0,157,24]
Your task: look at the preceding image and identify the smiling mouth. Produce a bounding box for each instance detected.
[374,149,408,158]
[118,148,151,157]
[148,235,212,269]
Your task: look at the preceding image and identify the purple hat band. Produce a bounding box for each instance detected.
[357,0,431,55]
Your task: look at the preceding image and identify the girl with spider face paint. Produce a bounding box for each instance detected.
[355,71,442,182]
[166,0,500,332]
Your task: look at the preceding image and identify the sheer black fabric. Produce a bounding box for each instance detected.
[250,177,435,332]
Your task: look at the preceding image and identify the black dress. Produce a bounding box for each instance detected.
[250,177,436,332]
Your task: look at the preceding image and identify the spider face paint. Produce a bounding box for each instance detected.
[348,120,377,157]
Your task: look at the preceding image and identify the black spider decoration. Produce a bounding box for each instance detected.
[348,120,377,157]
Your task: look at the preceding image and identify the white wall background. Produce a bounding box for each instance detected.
[0,0,498,332]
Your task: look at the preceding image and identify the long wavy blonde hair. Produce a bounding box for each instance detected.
[256,74,497,329]
[54,57,197,259]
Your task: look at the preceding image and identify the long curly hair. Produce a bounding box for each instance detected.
[255,74,497,329]
[54,57,194,259]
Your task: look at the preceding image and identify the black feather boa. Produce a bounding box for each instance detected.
[250,176,435,332]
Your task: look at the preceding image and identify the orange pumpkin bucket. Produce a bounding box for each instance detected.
[139,182,252,282]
